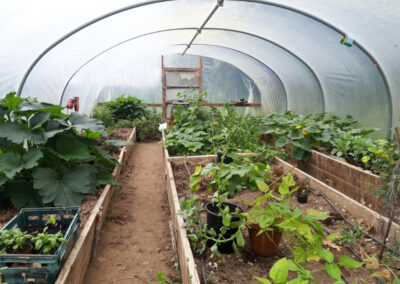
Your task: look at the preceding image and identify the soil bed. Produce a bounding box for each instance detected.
[171,159,390,284]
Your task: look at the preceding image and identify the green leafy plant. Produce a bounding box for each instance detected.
[0,92,118,208]
[31,229,66,254]
[46,215,58,227]
[98,95,148,122]
[191,156,272,197]
[248,173,364,283]
[334,221,364,247]
[0,228,32,254]
[178,195,246,259]
[132,109,162,141]
[146,271,173,284]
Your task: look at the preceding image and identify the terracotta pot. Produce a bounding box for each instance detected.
[15,243,33,254]
[248,224,282,256]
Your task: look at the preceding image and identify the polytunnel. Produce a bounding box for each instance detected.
[2,1,400,283]
[0,0,399,137]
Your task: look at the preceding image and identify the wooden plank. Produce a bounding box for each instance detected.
[164,67,201,72]
[275,156,400,242]
[166,86,200,89]
[162,56,167,121]
[162,132,201,284]
[199,57,203,94]
[56,128,136,284]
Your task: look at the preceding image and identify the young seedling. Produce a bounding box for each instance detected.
[31,230,66,254]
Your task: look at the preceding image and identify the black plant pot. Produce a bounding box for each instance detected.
[216,152,233,164]
[297,192,308,203]
[205,202,243,254]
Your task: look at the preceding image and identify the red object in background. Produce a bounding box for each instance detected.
[66,97,80,112]
[74,96,79,112]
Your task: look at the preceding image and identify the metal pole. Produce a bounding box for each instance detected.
[182,0,224,56]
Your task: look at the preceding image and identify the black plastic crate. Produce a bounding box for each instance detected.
[0,207,81,284]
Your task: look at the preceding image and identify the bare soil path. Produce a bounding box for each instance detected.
[84,142,179,284]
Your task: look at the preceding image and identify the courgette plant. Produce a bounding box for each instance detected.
[0,92,118,208]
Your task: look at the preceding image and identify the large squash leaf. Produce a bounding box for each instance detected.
[33,165,97,206]
[46,134,92,161]
[0,149,43,179]
[3,180,41,209]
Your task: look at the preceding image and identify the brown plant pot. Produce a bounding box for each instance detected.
[248,224,282,256]
[15,243,33,254]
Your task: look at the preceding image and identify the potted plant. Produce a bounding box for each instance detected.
[297,188,309,203]
[295,178,310,203]
[246,173,297,256]
[0,229,33,254]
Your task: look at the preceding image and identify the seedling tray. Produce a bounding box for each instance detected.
[0,207,81,284]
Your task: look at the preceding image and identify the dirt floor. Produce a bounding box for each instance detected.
[84,142,180,284]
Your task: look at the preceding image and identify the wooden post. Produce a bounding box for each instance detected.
[199,57,203,94]
[161,55,167,121]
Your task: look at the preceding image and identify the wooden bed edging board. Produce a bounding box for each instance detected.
[299,150,382,212]
[274,156,400,242]
[162,132,201,284]
[55,128,136,284]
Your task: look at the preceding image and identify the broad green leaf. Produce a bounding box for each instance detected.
[254,276,272,284]
[319,248,334,263]
[277,218,313,242]
[222,212,231,227]
[269,257,289,283]
[67,112,105,132]
[278,183,289,195]
[235,230,245,247]
[33,165,96,206]
[291,147,305,161]
[22,149,43,170]
[324,263,341,280]
[292,207,302,218]
[288,129,303,140]
[0,149,42,179]
[3,180,41,209]
[190,175,201,192]
[256,180,269,192]
[275,136,290,148]
[294,247,306,263]
[46,134,92,161]
[292,140,312,151]
[0,152,21,179]
[0,122,30,144]
[282,173,295,186]
[193,165,202,176]
[361,155,371,163]
[156,272,171,284]
[28,112,50,129]
[338,255,363,268]
[0,92,24,112]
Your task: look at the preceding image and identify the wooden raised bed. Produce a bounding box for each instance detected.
[162,143,400,283]
[299,150,382,212]
[55,128,136,284]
